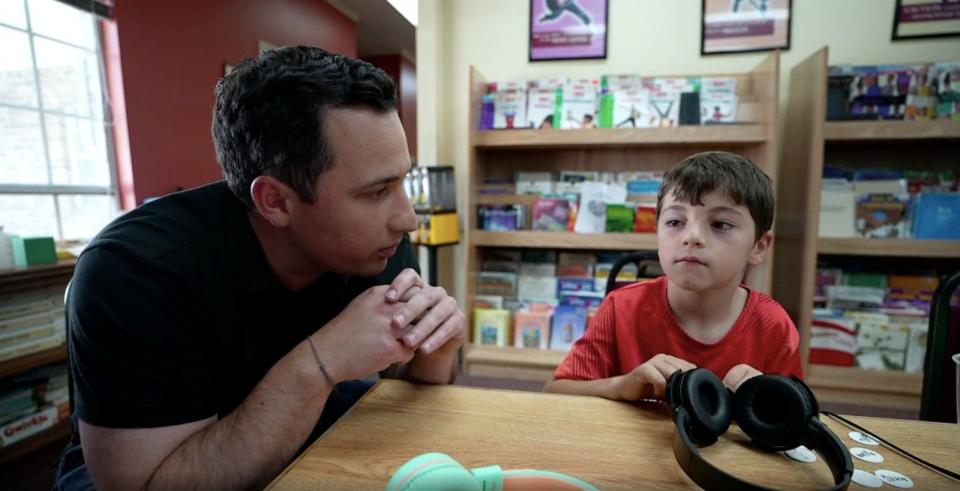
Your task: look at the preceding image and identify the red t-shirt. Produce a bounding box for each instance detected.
[553,276,803,381]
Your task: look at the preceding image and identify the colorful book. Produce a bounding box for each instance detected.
[513,310,551,349]
[549,306,587,351]
[473,308,511,347]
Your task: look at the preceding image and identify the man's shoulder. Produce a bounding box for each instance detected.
[85,181,239,263]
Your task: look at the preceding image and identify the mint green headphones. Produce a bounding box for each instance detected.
[386,452,599,491]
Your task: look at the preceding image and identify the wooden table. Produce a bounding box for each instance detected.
[268,380,960,490]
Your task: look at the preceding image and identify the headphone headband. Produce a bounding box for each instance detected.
[668,370,853,491]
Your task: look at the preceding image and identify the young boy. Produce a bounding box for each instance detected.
[544,151,802,401]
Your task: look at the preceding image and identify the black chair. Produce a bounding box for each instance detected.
[604,251,660,297]
[920,271,960,423]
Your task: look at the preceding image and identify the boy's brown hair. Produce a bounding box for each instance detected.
[656,151,774,242]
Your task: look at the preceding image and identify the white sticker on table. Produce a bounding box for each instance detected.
[850,447,884,464]
[875,469,913,488]
[848,431,880,446]
[783,445,817,463]
[851,469,883,488]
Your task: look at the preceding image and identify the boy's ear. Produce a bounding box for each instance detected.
[748,231,773,266]
[250,175,296,228]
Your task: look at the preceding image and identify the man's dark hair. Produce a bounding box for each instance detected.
[212,46,397,208]
[656,151,774,242]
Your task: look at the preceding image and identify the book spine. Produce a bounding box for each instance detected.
[0,406,58,448]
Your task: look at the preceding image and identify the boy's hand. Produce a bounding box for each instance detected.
[723,363,763,391]
[616,354,696,401]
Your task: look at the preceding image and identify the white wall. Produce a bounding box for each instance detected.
[417,0,960,301]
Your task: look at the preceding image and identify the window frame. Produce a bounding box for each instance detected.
[0,0,119,240]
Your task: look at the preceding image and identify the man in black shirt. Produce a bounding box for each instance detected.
[56,47,465,490]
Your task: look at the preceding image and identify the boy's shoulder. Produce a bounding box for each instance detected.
[606,276,667,309]
[745,288,797,333]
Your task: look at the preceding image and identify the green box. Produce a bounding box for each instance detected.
[12,236,57,267]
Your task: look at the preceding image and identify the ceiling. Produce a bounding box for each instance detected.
[326,0,416,62]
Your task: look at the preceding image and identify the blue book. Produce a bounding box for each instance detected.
[913,193,960,239]
[559,290,604,310]
[549,305,587,351]
[556,277,594,297]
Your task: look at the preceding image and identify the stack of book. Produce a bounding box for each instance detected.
[477,170,662,234]
[818,166,958,239]
[0,362,69,449]
[810,269,937,373]
[480,74,739,130]
[1,285,67,364]
[473,250,662,352]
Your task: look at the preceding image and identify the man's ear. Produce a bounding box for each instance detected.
[748,231,773,266]
[249,176,295,227]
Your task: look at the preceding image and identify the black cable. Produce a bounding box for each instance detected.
[823,411,960,482]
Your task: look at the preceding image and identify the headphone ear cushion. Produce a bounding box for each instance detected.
[679,369,732,444]
[386,452,483,491]
[733,375,814,451]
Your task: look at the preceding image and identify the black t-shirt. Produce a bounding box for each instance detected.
[67,181,419,432]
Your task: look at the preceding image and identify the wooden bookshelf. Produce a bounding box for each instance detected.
[0,420,71,466]
[0,260,75,466]
[776,47,955,412]
[471,231,658,251]
[818,238,960,258]
[474,124,767,148]
[824,119,960,142]
[0,346,68,380]
[464,53,781,380]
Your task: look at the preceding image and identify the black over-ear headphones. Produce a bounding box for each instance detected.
[666,368,853,490]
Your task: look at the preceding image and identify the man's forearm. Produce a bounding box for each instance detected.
[402,347,458,385]
[146,341,332,491]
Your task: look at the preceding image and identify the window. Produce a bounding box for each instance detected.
[0,0,118,241]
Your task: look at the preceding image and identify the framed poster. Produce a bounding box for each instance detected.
[892,0,960,40]
[529,0,608,61]
[701,0,791,55]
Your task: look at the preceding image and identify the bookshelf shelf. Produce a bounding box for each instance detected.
[0,420,71,466]
[0,345,68,380]
[818,238,960,258]
[0,260,75,295]
[464,344,565,381]
[824,120,960,142]
[473,124,767,149]
[464,53,781,381]
[471,231,658,251]
[806,365,922,411]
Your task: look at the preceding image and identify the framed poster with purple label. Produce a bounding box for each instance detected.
[701,0,791,55]
[529,0,608,61]
[892,0,960,40]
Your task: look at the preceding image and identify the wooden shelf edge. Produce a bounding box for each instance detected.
[0,345,68,380]
[807,364,922,396]
[473,125,767,148]
[464,345,565,382]
[465,344,567,368]
[824,120,960,141]
[0,419,71,465]
[470,230,659,250]
[817,238,960,258]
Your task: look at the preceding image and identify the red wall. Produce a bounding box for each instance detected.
[362,55,417,160]
[111,0,357,205]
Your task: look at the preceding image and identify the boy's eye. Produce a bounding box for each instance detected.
[712,221,734,231]
[665,219,682,227]
[369,187,388,199]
